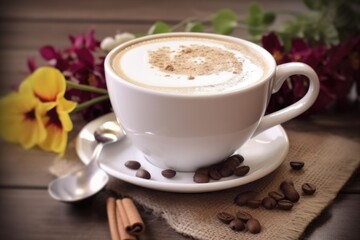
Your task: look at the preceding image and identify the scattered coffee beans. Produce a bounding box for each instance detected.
[229,218,245,231]
[193,173,209,183]
[192,154,247,183]
[246,218,261,234]
[290,161,304,170]
[217,212,234,224]
[302,183,316,195]
[268,191,285,201]
[125,160,141,170]
[236,210,252,222]
[161,169,176,178]
[135,168,151,179]
[277,199,294,210]
[280,180,300,202]
[234,191,258,206]
[234,165,250,177]
[262,197,277,209]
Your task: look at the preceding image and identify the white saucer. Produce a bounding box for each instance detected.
[76,113,289,193]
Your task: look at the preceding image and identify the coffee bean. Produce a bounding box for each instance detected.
[277,199,294,210]
[229,218,245,231]
[262,196,277,209]
[247,199,262,209]
[209,166,222,180]
[195,167,209,176]
[225,155,242,168]
[232,154,244,164]
[161,169,176,178]
[234,191,258,206]
[290,161,304,170]
[217,212,234,224]
[302,183,316,195]
[136,168,151,179]
[234,165,250,177]
[236,210,252,222]
[219,166,234,177]
[193,173,209,183]
[246,218,261,234]
[268,191,285,201]
[280,180,300,202]
[125,160,141,170]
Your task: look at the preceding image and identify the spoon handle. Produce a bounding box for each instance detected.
[88,143,104,167]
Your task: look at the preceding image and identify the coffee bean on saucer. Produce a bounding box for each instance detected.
[219,165,234,178]
[280,180,300,203]
[234,165,250,177]
[236,210,252,222]
[136,168,151,179]
[290,161,304,170]
[268,191,285,201]
[195,167,209,176]
[246,218,261,234]
[302,183,316,195]
[232,154,244,164]
[262,196,277,209]
[247,199,262,209]
[193,173,209,183]
[229,218,245,231]
[225,155,242,169]
[217,212,234,224]
[125,160,141,170]
[234,191,258,206]
[209,166,222,180]
[277,199,294,210]
[161,169,176,178]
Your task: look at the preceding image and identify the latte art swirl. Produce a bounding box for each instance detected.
[111,36,266,94]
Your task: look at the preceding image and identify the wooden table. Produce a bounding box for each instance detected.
[0,1,359,239]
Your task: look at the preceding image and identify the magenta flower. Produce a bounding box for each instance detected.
[262,32,360,116]
[27,29,111,121]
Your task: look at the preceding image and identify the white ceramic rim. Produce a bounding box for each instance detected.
[104,32,277,99]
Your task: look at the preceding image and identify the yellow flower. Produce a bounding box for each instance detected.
[38,99,76,155]
[21,67,77,155]
[0,66,77,155]
[0,92,47,149]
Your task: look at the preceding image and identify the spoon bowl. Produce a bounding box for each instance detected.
[48,121,125,202]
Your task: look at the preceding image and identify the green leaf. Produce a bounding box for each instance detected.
[212,9,237,35]
[185,22,204,32]
[148,21,171,34]
[247,3,265,37]
[303,0,325,10]
[263,12,276,26]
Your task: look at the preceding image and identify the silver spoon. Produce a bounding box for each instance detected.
[48,121,125,202]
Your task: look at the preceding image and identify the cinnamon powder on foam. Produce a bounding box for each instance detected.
[148,44,243,80]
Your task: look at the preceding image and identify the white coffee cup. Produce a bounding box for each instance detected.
[104,32,319,172]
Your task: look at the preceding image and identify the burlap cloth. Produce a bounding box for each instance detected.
[50,128,360,240]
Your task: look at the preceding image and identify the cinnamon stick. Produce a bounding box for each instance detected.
[121,198,146,234]
[115,204,136,240]
[106,197,120,240]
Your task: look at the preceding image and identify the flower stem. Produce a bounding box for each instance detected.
[66,80,108,94]
[73,95,109,112]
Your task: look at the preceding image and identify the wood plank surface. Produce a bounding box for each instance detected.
[1,0,307,21]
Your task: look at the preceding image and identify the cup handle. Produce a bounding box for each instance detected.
[254,62,320,135]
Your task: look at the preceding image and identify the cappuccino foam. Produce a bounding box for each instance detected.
[112,36,266,94]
